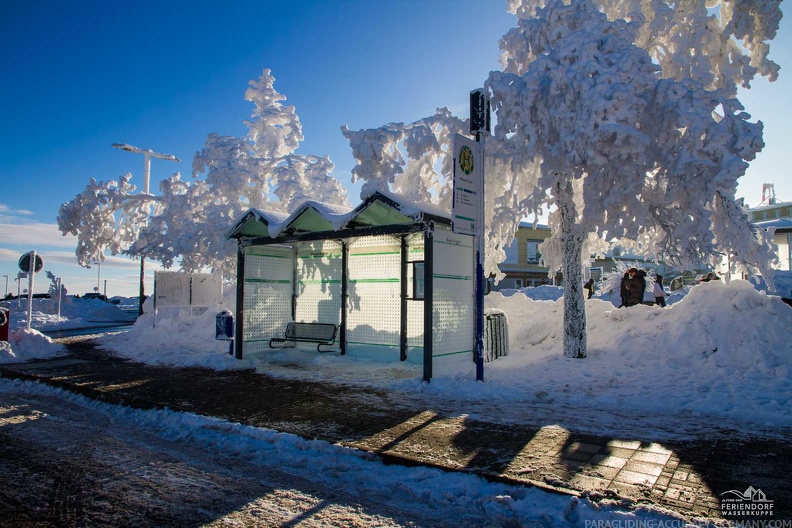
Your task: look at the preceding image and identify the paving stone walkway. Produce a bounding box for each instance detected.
[1,337,789,523]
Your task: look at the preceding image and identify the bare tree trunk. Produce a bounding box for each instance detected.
[556,179,587,358]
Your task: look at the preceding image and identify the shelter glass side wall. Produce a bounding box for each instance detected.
[242,246,293,355]
[295,240,343,327]
[346,235,401,359]
[431,230,475,374]
[406,232,425,354]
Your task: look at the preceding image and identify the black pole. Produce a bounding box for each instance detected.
[139,257,145,317]
[340,241,348,356]
[234,244,245,359]
[423,228,434,382]
[400,236,408,361]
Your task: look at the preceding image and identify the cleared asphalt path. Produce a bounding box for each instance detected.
[2,336,790,523]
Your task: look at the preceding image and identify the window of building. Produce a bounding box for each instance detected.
[515,278,523,288]
[526,240,541,263]
[503,240,518,263]
[411,261,425,300]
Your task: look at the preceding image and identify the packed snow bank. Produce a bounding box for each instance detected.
[96,278,792,434]
[0,328,67,364]
[99,306,247,371]
[479,279,792,428]
[3,296,134,331]
[0,295,129,364]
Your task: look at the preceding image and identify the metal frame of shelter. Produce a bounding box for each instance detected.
[227,191,476,382]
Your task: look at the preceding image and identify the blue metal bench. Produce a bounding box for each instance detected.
[269,322,338,352]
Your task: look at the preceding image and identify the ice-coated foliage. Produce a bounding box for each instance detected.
[57,174,159,267]
[45,271,67,298]
[503,0,782,97]
[59,69,349,276]
[341,108,468,210]
[343,0,779,358]
[485,0,776,357]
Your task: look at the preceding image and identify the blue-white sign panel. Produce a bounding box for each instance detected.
[452,134,482,236]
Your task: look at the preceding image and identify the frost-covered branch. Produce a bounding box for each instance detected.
[60,69,349,277]
[502,0,783,97]
[341,108,468,209]
[57,174,162,267]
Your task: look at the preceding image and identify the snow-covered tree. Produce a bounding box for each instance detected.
[57,174,158,267]
[45,271,67,298]
[503,0,782,98]
[131,69,350,275]
[485,0,777,357]
[342,0,780,359]
[341,108,468,210]
[60,69,349,276]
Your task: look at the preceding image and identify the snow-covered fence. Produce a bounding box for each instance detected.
[153,272,222,324]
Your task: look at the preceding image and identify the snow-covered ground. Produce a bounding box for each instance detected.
[2,275,790,524]
[0,295,134,363]
[3,276,791,439]
[0,377,715,527]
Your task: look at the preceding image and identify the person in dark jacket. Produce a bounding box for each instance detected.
[624,267,647,307]
[584,278,595,299]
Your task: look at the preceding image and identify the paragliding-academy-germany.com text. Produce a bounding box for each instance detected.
[583,521,791,528]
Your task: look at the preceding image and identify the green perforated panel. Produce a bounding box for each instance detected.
[347,235,401,349]
[432,231,474,364]
[295,240,343,325]
[243,246,293,354]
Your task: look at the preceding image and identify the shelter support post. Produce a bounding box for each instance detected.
[400,236,408,361]
[292,245,298,321]
[423,229,433,382]
[341,240,348,355]
[234,244,245,359]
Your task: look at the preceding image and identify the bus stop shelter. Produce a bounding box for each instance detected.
[227,190,475,381]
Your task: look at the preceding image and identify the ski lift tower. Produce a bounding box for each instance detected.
[112,143,181,316]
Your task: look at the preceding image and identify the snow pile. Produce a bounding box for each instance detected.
[99,306,247,371]
[93,278,792,435]
[0,328,66,364]
[0,295,138,364]
[481,279,792,428]
[4,296,134,331]
[499,284,564,301]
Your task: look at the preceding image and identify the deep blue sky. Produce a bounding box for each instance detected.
[1,1,789,296]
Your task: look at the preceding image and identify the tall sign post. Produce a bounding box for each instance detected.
[18,251,44,331]
[452,89,490,382]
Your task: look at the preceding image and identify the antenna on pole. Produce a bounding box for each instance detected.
[761,183,776,206]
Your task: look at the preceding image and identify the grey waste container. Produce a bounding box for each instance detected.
[484,310,508,362]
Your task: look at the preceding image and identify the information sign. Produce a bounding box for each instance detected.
[452,134,482,236]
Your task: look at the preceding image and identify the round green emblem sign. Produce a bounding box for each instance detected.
[459,145,474,175]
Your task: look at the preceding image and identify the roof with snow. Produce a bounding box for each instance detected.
[227,190,452,242]
[748,200,792,212]
[756,217,792,232]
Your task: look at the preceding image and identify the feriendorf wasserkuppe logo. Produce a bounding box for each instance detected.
[721,486,774,517]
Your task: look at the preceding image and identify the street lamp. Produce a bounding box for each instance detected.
[112,143,180,316]
[2,275,7,297]
[93,260,101,292]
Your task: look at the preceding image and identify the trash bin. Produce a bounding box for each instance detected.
[215,310,234,355]
[0,307,9,342]
[484,310,508,362]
